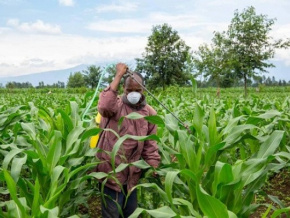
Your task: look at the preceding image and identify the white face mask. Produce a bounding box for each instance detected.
[127,92,142,104]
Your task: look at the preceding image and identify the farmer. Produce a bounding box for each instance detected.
[96,62,161,217]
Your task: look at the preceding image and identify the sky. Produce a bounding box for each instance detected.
[0,0,290,80]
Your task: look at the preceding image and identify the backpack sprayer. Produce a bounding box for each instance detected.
[82,64,190,148]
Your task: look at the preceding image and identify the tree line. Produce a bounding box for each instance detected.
[1,81,65,89]
[2,70,289,90]
[1,6,290,96]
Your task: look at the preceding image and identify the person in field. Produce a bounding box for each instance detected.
[96,63,161,218]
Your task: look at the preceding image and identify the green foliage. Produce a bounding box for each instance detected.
[193,6,290,95]
[193,32,233,88]
[5,81,33,89]
[67,72,86,88]
[0,88,290,217]
[225,6,288,96]
[132,87,290,217]
[136,23,191,90]
[0,100,103,217]
[36,81,65,89]
[82,65,102,89]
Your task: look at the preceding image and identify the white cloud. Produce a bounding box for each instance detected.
[0,31,147,77]
[267,24,290,65]
[96,2,138,13]
[58,0,74,7]
[0,27,10,34]
[149,13,206,29]
[87,12,213,34]
[0,59,56,77]
[87,19,150,33]
[0,18,215,78]
[275,50,290,66]
[181,33,209,51]
[273,24,290,39]
[0,3,289,79]
[6,19,62,34]
[21,58,55,67]
[86,12,228,50]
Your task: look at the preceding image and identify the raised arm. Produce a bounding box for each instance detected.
[110,63,127,91]
[97,63,128,118]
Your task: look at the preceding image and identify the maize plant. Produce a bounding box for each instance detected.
[0,88,290,217]
[0,100,104,217]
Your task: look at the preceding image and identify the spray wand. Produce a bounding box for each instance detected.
[124,69,190,132]
[82,64,190,133]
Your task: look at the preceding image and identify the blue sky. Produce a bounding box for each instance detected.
[0,0,290,80]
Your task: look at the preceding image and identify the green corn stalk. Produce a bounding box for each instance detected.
[1,88,290,217]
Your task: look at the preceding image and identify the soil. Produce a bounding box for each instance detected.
[250,168,290,217]
[0,194,10,212]
[0,194,9,202]
[87,194,102,218]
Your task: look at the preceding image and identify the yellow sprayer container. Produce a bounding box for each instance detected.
[90,112,102,148]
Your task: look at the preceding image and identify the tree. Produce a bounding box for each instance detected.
[38,81,45,88]
[136,23,191,90]
[6,82,15,89]
[57,81,65,88]
[265,76,272,86]
[50,81,65,88]
[67,72,86,88]
[193,32,233,88]
[5,81,33,88]
[82,65,102,89]
[262,75,266,84]
[272,76,277,85]
[225,6,290,96]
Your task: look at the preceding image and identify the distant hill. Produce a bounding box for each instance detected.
[0,60,137,87]
[0,64,88,87]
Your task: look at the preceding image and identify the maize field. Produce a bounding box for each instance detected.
[0,87,290,218]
